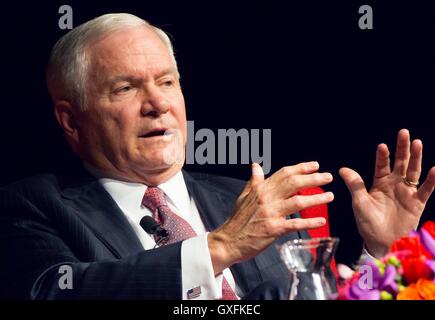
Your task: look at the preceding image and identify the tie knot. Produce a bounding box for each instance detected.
[142,187,168,213]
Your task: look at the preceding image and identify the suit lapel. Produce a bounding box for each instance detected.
[182,172,226,232]
[61,169,144,259]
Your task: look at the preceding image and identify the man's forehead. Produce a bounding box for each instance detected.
[87,27,174,76]
[88,26,170,61]
[90,54,176,78]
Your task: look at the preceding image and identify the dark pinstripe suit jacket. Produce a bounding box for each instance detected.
[0,167,308,299]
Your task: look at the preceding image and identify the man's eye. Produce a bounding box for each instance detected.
[162,80,174,87]
[115,86,132,93]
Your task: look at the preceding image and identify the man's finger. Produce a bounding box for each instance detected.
[283,217,326,233]
[272,192,334,217]
[373,143,391,180]
[405,139,423,184]
[251,216,326,238]
[339,167,368,201]
[268,161,320,185]
[417,167,435,204]
[273,172,333,199]
[392,129,411,176]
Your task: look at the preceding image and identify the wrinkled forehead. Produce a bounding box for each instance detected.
[86,26,175,77]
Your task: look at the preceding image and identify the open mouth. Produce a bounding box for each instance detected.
[139,128,172,138]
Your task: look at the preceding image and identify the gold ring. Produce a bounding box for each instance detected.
[402,177,419,188]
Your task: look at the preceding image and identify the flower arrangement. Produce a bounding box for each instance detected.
[339,221,435,300]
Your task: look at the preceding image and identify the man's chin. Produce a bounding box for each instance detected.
[127,159,183,185]
[134,157,184,173]
[137,143,185,167]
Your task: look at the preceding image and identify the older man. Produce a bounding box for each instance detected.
[0,13,434,300]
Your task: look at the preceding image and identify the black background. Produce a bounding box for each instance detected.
[0,0,434,266]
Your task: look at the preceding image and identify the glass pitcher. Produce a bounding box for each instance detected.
[280,237,339,300]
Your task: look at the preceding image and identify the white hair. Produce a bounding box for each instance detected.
[47,13,178,110]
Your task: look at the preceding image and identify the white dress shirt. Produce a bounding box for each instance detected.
[85,164,238,300]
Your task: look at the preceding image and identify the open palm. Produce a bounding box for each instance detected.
[339,129,435,258]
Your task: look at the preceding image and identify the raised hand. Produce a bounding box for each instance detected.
[208,162,334,274]
[339,129,435,258]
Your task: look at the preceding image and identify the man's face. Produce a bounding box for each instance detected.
[75,26,186,181]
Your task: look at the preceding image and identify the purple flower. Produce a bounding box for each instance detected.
[379,265,398,295]
[347,282,381,300]
[344,260,402,300]
[362,260,382,287]
[420,229,435,257]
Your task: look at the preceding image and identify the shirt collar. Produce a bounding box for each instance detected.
[157,170,191,213]
[83,162,191,215]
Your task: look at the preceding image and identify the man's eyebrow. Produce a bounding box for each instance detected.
[105,67,179,86]
[105,75,142,86]
[155,67,179,78]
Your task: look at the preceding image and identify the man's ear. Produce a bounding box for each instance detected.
[53,100,81,146]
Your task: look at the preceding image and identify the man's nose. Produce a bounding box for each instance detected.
[140,90,171,118]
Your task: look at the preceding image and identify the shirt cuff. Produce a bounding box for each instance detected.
[360,244,377,262]
[181,233,223,300]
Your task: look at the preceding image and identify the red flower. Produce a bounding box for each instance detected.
[400,255,432,284]
[422,221,435,239]
[391,236,432,284]
[391,236,431,259]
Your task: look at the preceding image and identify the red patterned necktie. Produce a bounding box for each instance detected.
[142,186,238,300]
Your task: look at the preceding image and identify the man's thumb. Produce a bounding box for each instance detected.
[339,167,367,200]
[251,162,265,185]
[242,163,264,194]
